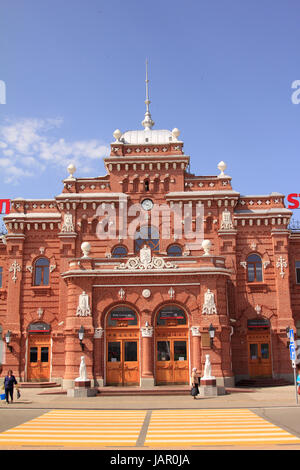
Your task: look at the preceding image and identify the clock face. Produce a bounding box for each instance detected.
[141,199,154,211]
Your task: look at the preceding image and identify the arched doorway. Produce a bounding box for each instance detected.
[247,317,272,378]
[106,306,140,386]
[155,305,189,385]
[27,322,51,382]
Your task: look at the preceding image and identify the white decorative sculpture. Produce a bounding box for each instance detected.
[202,354,215,379]
[202,239,212,256]
[67,163,76,180]
[217,161,227,177]
[81,241,91,258]
[76,291,91,317]
[116,245,177,271]
[202,289,217,315]
[221,208,233,230]
[75,356,88,382]
[62,212,74,232]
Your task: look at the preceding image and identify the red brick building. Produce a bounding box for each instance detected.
[0,103,298,389]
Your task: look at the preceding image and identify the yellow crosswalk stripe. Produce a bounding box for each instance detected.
[0,410,146,448]
[144,409,300,447]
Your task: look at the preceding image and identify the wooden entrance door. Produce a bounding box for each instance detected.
[106,338,139,386]
[27,335,51,381]
[156,336,189,384]
[247,331,272,377]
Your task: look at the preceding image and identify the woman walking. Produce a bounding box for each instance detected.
[191,367,199,399]
[4,370,17,404]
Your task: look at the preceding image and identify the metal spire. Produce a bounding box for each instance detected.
[142,59,155,129]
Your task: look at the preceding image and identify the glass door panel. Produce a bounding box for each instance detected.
[157,341,171,361]
[108,342,121,362]
[124,341,137,362]
[174,341,187,361]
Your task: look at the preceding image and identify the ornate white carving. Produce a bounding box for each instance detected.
[50,264,56,273]
[255,305,262,315]
[116,245,177,271]
[118,288,125,300]
[276,256,287,278]
[141,325,154,337]
[142,289,151,298]
[202,289,217,315]
[9,260,21,283]
[168,287,175,299]
[26,264,33,273]
[1,235,7,245]
[81,242,91,258]
[76,291,91,317]
[37,307,44,319]
[62,212,74,232]
[221,208,233,230]
[263,260,270,269]
[202,239,212,256]
[75,356,88,381]
[240,261,247,269]
[191,326,201,337]
[94,328,104,339]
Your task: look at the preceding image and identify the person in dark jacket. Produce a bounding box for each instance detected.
[4,370,17,404]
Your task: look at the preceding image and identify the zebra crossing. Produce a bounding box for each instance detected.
[144,409,300,447]
[0,409,299,448]
[0,410,146,448]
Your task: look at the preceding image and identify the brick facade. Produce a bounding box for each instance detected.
[0,124,297,388]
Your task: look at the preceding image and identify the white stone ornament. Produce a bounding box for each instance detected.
[94,328,104,339]
[62,212,74,232]
[76,291,91,317]
[67,163,76,180]
[116,245,177,271]
[217,161,227,177]
[202,239,212,256]
[141,323,154,337]
[113,129,122,141]
[81,242,91,258]
[202,354,215,379]
[191,326,201,337]
[9,260,21,283]
[142,289,151,298]
[276,256,287,278]
[220,208,233,230]
[75,356,88,382]
[202,289,217,315]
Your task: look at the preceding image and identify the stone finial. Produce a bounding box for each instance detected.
[113,129,122,142]
[217,161,227,177]
[202,239,212,256]
[81,241,91,258]
[172,128,180,140]
[67,163,76,180]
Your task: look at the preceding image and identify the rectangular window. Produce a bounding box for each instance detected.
[250,343,258,360]
[296,261,300,284]
[0,267,2,288]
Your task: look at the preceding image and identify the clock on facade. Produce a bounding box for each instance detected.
[141,199,154,211]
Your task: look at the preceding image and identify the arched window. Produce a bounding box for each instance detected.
[144,179,150,192]
[107,307,138,327]
[111,245,128,258]
[134,226,159,254]
[247,254,263,282]
[167,244,182,257]
[34,258,50,286]
[157,305,187,326]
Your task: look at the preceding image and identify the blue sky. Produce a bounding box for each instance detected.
[0,0,300,212]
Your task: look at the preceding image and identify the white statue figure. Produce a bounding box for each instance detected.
[202,289,217,315]
[76,291,91,317]
[140,245,152,267]
[203,354,214,379]
[221,208,233,230]
[75,356,88,381]
[62,212,74,232]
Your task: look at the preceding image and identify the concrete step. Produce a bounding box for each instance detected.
[18,382,60,389]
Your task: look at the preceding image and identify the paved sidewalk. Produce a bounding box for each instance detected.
[1,385,299,409]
